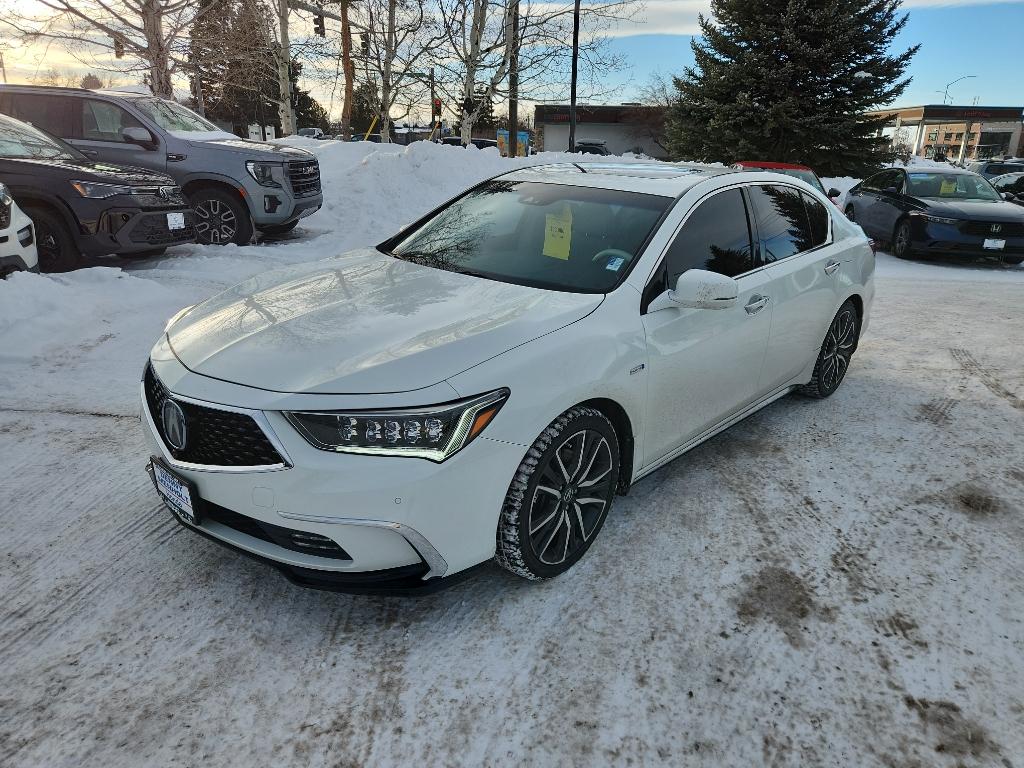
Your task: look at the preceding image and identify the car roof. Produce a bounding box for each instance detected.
[735,160,814,171]
[496,162,736,197]
[903,166,978,175]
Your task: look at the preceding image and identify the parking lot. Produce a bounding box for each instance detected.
[0,250,1021,767]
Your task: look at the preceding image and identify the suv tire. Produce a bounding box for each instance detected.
[25,205,81,272]
[190,188,253,246]
[495,406,620,580]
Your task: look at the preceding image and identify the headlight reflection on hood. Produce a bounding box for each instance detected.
[284,388,510,462]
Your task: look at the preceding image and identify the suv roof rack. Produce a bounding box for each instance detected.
[0,84,92,94]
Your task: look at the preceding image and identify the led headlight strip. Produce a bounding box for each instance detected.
[284,388,510,462]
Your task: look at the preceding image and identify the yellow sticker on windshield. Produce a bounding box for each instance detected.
[940,179,958,196]
[543,206,572,260]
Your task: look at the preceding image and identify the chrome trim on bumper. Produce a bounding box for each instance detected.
[276,511,449,579]
[140,380,294,473]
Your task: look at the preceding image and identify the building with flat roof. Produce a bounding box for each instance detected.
[534,104,668,158]
[865,104,1024,161]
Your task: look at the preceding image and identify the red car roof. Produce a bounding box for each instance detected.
[735,161,815,171]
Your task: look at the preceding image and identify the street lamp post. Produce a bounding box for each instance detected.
[942,75,976,105]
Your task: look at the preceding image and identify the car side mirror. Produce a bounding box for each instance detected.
[122,126,156,149]
[828,187,841,198]
[883,185,900,194]
[1002,192,1017,201]
[648,269,739,313]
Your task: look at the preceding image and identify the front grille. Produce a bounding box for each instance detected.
[958,220,1024,237]
[129,211,196,245]
[0,201,10,229]
[144,364,285,467]
[203,501,351,560]
[287,159,322,199]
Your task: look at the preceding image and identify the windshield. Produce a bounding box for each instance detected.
[131,97,218,132]
[387,180,671,293]
[0,114,82,161]
[907,172,1001,201]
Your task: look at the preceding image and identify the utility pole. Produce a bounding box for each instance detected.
[339,0,355,139]
[277,0,296,135]
[507,0,519,158]
[429,66,436,137]
[568,0,581,153]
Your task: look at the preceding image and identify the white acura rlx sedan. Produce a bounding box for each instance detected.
[142,163,874,593]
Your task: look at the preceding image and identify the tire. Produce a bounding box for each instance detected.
[1004,256,1023,266]
[190,187,253,246]
[25,205,82,272]
[257,220,299,236]
[844,204,856,222]
[892,219,913,259]
[798,300,859,399]
[495,406,620,580]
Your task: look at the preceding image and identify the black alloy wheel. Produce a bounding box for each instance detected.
[25,205,81,272]
[892,219,913,259]
[495,406,620,580]
[798,300,859,399]
[191,188,253,246]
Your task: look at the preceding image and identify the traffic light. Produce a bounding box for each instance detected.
[113,37,124,59]
[432,98,442,118]
[360,33,369,57]
[313,13,325,37]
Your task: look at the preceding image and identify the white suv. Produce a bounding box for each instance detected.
[141,163,875,593]
[0,181,37,276]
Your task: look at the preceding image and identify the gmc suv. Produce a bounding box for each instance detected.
[0,85,323,245]
[0,112,195,271]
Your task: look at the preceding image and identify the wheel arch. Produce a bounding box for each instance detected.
[16,193,81,234]
[578,397,634,495]
[182,178,249,209]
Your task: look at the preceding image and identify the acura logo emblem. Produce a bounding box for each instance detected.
[161,399,188,451]
[991,224,1002,234]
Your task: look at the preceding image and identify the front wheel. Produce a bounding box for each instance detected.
[495,406,620,580]
[25,205,82,272]
[892,219,913,259]
[798,300,859,399]
[190,188,253,246]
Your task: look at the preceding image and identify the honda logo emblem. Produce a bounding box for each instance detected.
[161,399,188,451]
[990,224,1002,234]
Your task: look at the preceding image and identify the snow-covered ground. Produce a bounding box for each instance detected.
[1,142,1022,767]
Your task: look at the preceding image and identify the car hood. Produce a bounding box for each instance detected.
[916,198,1024,222]
[167,249,602,394]
[5,157,174,186]
[182,136,314,160]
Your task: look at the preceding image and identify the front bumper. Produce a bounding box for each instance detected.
[81,206,196,255]
[1,203,37,272]
[912,219,1024,260]
[139,359,526,592]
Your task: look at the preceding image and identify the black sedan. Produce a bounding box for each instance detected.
[845,167,1024,265]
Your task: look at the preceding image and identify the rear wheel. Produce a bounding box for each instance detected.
[798,300,859,399]
[190,188,253,246]
[25,205,82,272]
[892,219,913,259]
[495,406,620,580]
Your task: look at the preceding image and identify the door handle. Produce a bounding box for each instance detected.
[824,260,840,275]
[744,295,769,315]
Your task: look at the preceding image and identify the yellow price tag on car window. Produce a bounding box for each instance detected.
[543,206,572,260]
[939,179,958,196]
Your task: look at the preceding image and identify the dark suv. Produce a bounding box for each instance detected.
[0,112,195,271]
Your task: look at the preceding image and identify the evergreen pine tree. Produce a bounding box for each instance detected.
[665,0,918,176]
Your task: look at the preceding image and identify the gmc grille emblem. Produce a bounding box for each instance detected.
[990,224,1002,234]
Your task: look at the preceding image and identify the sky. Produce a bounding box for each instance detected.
[1,0,1022,121]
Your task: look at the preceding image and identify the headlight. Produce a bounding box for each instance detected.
[71,180,134,198]
[909,211,958,225]
[245,161,284,188]
[284,388,510,462]
[0,182,11,206]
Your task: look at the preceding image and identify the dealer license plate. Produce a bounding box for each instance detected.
[167,212,186,230]
[983,238,1005,250]
[152,459,199,525]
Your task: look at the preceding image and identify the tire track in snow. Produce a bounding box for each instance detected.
[950,348,1023,411]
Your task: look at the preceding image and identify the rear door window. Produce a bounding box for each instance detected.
[748,184,814,265]
[3,94,77,138]
[802,192,830,247]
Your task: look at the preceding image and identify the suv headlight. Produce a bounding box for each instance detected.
[71,180,133,199]
[284,389,510,462]
[245,161,285,188]
[0,182,11,206]
[909,211,959,225]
